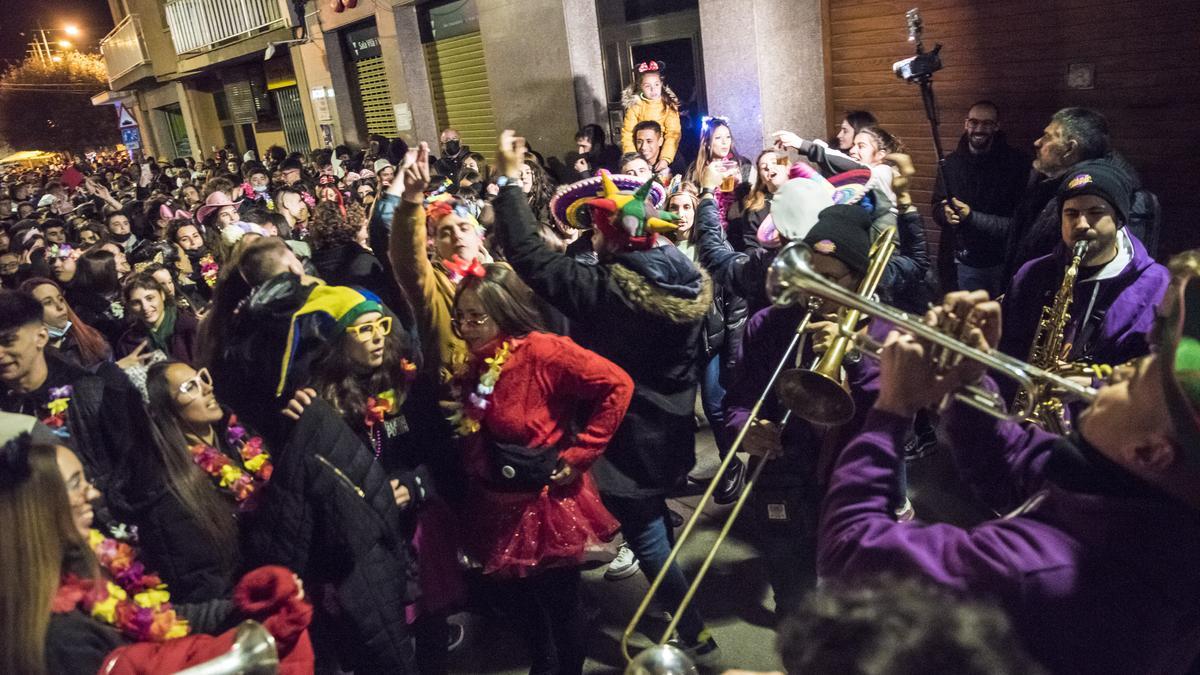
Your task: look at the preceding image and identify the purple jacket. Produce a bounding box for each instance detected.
[1000,230,1169,368]
[724,305,886,486]
[819,391,1200,674]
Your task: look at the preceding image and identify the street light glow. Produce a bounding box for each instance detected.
[51,56,63,63]
[58,40,72,48]
[63,25,81,37]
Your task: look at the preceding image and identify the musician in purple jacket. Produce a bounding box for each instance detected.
[999,160,1169,369]
[818,278,1200,674]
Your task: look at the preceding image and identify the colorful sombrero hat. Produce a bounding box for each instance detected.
[550,173,667,229]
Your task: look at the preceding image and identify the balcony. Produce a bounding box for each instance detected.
[100,15,151,84]
[164,0,288,55]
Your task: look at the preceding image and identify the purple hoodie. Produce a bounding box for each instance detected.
[1000,229,1169,368]
[818,386,1200,674]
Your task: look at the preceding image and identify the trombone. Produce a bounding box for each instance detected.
[622,229,896,672]
[776,226,897,426]
[766,242,1099,420]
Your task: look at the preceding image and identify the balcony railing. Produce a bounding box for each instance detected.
[164,0,286,55]
[100,15,150,83]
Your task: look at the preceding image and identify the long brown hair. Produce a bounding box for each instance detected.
[685,118,741,185]
[18,277,111,367]
[742,149,790,213]
[308,306,417,425]
[145,362,239,570]
[0,438,94,675]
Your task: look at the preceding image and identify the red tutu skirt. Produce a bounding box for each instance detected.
[467,472,619,578]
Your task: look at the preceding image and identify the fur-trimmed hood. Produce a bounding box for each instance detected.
[609,248,712,324]
[621,85,681,111]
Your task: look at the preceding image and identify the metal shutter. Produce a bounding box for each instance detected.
[273,86,311,155]
[355,55,398,137]
[424,31,496,158]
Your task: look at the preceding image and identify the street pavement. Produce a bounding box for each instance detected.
[446,422,990,674]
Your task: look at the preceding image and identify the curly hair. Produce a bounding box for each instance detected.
[307,201,364,251]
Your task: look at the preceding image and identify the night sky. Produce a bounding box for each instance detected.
[0,0,115,65]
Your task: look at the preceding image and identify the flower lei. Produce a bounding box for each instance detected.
[449,341,512,437]
[61,529,191,641]
[198,254,219,288]
[188,416,272,507]
[241,182,275,210]
[363,360,417,458]
[40,385,72,436]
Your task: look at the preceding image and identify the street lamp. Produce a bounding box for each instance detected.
[58,40,72,48]
[63,24,81,37]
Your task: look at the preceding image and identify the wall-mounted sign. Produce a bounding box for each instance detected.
[344,23,382,61]
[427,0,480,41]
[311,86,333,122]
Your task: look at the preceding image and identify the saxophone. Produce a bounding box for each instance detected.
[1012,240,1090,434]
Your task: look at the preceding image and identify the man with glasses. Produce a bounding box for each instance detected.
[931,100,1030,296]
[0,289,148,520]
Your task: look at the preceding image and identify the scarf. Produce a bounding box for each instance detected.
[147,304,178,353]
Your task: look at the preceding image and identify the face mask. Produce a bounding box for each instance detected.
[48,321,72,340]
[253,185,269,193]
[111,231,132,243]
[444,140,461,156]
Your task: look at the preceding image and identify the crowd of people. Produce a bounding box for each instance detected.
[0,56,1196,675]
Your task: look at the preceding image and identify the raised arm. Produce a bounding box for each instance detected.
[491,131,607,319]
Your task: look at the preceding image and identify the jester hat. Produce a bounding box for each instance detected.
[550,172,667,230]
[573,171,678,251]
[275,284,383,396]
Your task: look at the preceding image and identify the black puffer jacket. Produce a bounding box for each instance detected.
[700,273,747,376]
[494,185,712,497]
[242,398,417,674]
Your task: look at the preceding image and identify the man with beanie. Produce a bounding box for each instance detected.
[723,203,899,616]
[1003,107,1160,277]
[999,159,1169,372]
[492,131,722,662]
[817,269,1200,673]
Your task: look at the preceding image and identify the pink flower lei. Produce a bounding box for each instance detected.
[188,416,273,509]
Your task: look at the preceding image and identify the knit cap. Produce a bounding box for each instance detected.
[801,205,873,276]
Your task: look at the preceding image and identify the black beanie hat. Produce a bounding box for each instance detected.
[803,204,873,276]
[1057,159,1132,227]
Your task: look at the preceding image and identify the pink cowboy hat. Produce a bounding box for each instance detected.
[195,191,243,226]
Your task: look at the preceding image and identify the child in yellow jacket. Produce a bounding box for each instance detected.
[620,61,682,173]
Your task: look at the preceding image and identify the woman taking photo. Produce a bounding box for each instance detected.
[684,117,753,230]
[20,276,113,368]
[302,287,464,673]
[451,264,632,675]
[117,272,200,363]
[726,149,791,252]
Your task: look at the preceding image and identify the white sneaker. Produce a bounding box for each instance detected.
[896,497,916,522]
[604,543,640,580]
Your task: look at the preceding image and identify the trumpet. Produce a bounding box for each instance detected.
[775,226,897,426]
[766,242,1099,419]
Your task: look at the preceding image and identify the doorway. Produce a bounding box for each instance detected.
[163,104,191,159]
[595,0,705,166]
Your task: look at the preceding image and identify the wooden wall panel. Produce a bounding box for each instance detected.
[824,0,1200,265]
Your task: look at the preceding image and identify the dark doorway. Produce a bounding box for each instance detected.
[630,36,702,167]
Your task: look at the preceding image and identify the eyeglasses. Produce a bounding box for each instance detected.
[451,312,490,328]
[346,316,393,341]
[177,367,213,403]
